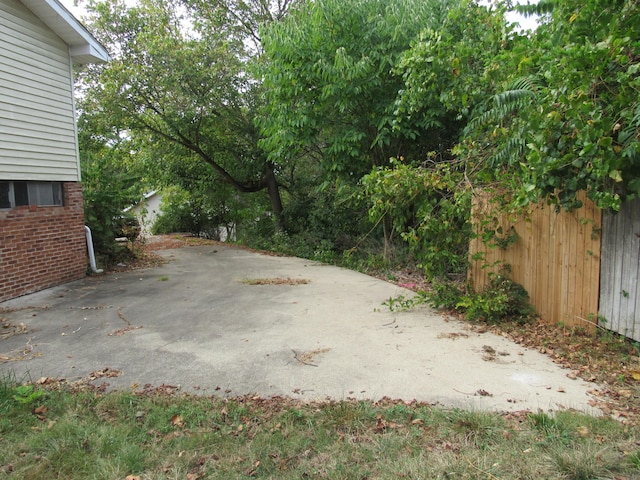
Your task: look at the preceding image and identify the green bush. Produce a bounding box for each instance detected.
[78,116,144,265]
[422,269,535,324]
[151,188,234,239]
[426,280,464,310]
[81,160,140,265]
[456,273,535,323]
[362,161,472,280]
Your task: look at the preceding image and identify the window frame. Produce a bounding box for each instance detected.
[0,181,64,209]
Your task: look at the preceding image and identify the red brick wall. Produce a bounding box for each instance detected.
[0,182,87,302]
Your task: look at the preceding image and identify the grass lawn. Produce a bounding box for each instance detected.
[1,376,639,479]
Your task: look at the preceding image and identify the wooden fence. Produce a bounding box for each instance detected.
[599,197,640,341]
[468,191,602,330]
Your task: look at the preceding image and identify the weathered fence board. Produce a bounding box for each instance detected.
[599,197,640,341]
[468,192,602,329]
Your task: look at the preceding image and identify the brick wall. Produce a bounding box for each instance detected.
[0,182,87,302]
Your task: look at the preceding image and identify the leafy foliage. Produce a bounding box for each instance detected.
[258,0,459,179]
[392,1,515,140]
[390,271,535,324]
[79,0,285,229]
[362,160,471,278]
[355,1,516,277]
[461,0,640,211]
[75,0,640,286]
[456,272,536,324]
[78,115,143,261]
[145,153,250,239]
[183,0,299,54]
[11,385,46,406]
[151,187,229,239]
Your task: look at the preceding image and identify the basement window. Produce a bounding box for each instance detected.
[0,181,63,209]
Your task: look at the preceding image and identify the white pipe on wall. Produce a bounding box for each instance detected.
[84,225,104,274]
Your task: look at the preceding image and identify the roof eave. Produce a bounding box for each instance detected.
[19,0,110,64]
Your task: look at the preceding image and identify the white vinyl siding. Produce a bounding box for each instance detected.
[0,0,80,181]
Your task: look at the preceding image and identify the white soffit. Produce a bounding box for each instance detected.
[19,0,110,64]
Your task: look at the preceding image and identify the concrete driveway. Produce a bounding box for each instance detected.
[1,244,599,414]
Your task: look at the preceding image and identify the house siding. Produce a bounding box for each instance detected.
[0,0,80,182]
[0,182,86,302]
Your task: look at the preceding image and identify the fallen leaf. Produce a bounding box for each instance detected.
[171,415,184,427]
[577,426,590,437]
[374,415,387,433]
[442,441,459,452]
[482,345,496,354]
[244,460,261,476]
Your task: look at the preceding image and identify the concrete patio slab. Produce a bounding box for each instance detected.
[1,244,599,414]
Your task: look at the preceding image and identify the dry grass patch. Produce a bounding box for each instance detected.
[292,348,331,367]
[241,277,310,286]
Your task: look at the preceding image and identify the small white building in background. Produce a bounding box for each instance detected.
[127,190,163,238]
[127,190,237,241]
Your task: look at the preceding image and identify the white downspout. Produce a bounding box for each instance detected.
[85,225,104,274]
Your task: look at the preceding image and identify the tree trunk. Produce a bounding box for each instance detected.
[265,163,284,232]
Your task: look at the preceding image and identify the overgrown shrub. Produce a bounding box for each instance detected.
[151,187,235,239]
[456,272,535,323]
[362,161,472,280]
[427,280,465,310]
[422,270,535,323]
[78,111,146,265]
[81,154,141,265]
[281,182,371,256]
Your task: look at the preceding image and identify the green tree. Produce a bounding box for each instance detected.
[78,114,144,260]
[183,0,299,53]
[258,0,477,259]
[392,0,516,151]
[147,153,257,239]
[462,0,640,211]
[258,0,458,180]
[79,0,286,229]
[360,1,515,276]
